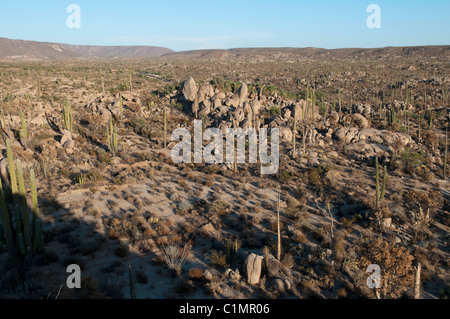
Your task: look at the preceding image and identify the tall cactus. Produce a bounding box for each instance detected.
[292,115,297,156]
[444,124,448,180]
[20,109,28,149]
[375,156,387,209]
[0,140,42,256]
[6,139,18,202]
[37,75,40,101]
[17,160,31,249]
[119,94,123,124]
[129,68,132,93]
[429,107,433,129]
[163,104,167,148]
[0,168,14,255]
[107,116,118,156]
[63,97,73,134]
[276,185,281,261]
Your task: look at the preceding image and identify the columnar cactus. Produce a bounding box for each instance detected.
[120,94,123,124]
[0,139,42,256]
[63,97,73,133]
[444,124,448,180]
[37,75,40,101]
[20,109,28,148]
[163,104,167,148]
[375,156,387,209]
[107,116,118,156]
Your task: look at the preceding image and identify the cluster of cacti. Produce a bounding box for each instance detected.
[375,156,387,209]
[77,173,87,186]
[63,97,73,133]
[0,139,42,256]
[388,109,397,126]
[106,116,118,156]
[225,238,240,264]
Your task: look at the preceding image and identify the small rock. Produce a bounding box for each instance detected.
[203,270,213,281]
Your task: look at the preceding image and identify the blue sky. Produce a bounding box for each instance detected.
[0,0,449,51]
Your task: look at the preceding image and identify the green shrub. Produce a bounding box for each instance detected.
[268,106,281,117]
[400,147,425,174]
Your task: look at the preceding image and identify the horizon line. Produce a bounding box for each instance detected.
[1,36,450,54]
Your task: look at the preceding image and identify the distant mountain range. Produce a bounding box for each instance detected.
[0,37,174,60]
[0,37,449,61]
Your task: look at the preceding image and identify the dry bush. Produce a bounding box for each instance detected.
[162,244,190,276]
[189,268,204,280]
[209,200,231,217]
[359,237,414,299]
[206,249,229,269]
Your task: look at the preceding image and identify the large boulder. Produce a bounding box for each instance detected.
[181,77,198,102]
[236,83,248,106]
[293,103,303,122]
[243,253,263,285]
[279,126,293,143]
[346,113,370,129]
[251,100,262,115]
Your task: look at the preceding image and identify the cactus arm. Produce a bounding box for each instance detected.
[6,139,18,199]
[0,177,15,254]
[17,160,31,249]
[375,157,380,209]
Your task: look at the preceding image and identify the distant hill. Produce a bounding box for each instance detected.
[162,46,450,61]
[1,37,449,62]
[0,37,174,60]
[60,44,174,58]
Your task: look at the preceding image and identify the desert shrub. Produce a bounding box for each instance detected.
[359,238,414,299]
[204,164,222,175]
[98,275,123,299]
[36,249,59,266]
[136,271,148,284]
[59,276,107,299]
[404,190,443,217]
[206,249,229,269]
[277,169,293,184]
[307,164,331,185]
[189,268,204,280]
[400,147,425,174]
[162,244,189,276]
[116,244,129,258]
[268,106,281,117]
[422,131,439,150]
[129,118,151,138]
[209,200,231,217]
[163,83,176,96]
